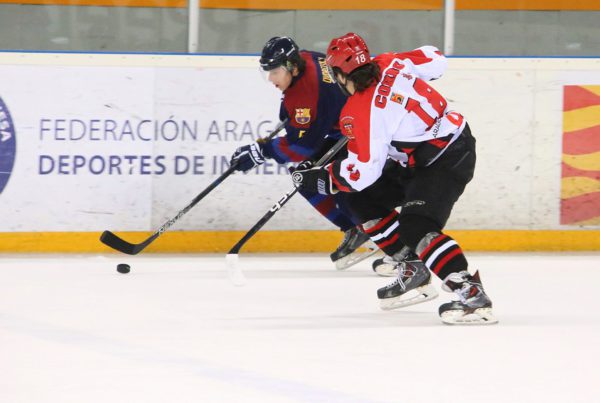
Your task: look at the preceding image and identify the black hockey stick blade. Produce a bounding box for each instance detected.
[100,230,159,255]
[228,136,349,255]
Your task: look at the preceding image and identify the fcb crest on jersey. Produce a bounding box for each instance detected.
[390,92,404,104]
[341,116,355,139]
[295,108,311,125]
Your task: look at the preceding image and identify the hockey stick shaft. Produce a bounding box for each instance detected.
[227,136,349,254]
[100,164,238,255]
[100,118,288,255]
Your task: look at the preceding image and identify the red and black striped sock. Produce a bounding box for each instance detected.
[417,233,468,280]
[361,211,404,256]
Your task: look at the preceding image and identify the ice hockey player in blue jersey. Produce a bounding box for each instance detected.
[230,36,377,271]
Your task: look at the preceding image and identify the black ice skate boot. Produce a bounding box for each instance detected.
[330,227,377,270]
[438,270,498,325]
[372,248,427,277]
[377,251,438,310]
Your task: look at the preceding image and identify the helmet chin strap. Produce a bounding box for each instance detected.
[336,76,353,97]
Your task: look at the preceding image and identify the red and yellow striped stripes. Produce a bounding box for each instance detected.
[561,85,600,225]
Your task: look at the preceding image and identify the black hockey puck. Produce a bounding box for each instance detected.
[117,263,131,274]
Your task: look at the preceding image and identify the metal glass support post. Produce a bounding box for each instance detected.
[188,0,200,53]
[443,0,455,55]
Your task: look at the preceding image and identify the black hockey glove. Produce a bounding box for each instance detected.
[230,142,266,172]
[291,164,336,195]
[288,160,314,174]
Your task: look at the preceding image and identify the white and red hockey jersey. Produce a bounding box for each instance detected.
[329,46,467,192]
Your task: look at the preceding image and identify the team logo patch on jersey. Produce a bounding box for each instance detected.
[347,164,360,181]
[341,116,355,139]
[295,108,311,125]
[390,92,404,104]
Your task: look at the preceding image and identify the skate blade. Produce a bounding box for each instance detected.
[440,307,498,325]
[334,243,379,270]
[379,284,439,310]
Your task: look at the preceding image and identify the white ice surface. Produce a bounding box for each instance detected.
[1,252,599,403]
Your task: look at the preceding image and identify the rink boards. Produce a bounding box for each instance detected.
[0,52,599,252]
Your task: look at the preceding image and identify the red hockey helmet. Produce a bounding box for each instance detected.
[326,32,371,75]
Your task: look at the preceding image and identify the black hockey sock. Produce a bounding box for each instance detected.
[360,211,404,256]
[416,232,468,280]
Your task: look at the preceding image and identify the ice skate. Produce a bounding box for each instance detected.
[330,227,378,270]
[372,248,428,277]
[377,257,438,310]
[438,270,498,325]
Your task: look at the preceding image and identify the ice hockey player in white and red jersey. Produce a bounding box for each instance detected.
[291,32,497,325]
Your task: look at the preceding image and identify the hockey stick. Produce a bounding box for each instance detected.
[225,136,349,285]
[100,119,288,255]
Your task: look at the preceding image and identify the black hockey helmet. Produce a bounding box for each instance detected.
[260,36,301,71]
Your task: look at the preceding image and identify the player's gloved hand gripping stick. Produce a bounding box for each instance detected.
[225,136,349,285]
[100,119,288,255]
